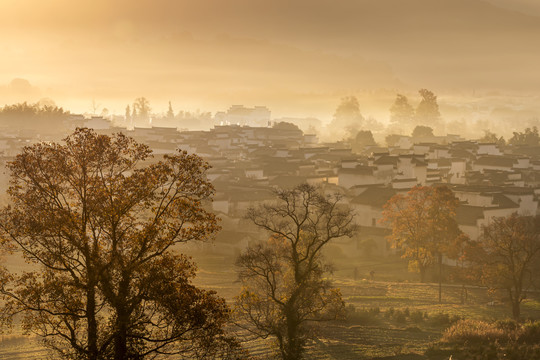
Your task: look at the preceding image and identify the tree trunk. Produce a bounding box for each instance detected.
[510,290,521,321]
[438,253,442,303]
[87,282,99,360]
[114,276,131,360]
[512,300,521,321]
[419,265,426,283]
[114,309,129,360]
[284,306,302,360]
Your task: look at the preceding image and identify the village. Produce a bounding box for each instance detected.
[1,104,537,262]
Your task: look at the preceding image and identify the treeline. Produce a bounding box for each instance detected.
[0,101,69,133]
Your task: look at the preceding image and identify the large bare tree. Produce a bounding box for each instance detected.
[466,214,540,320]
[235,184,357,360]
[0,128,240,360]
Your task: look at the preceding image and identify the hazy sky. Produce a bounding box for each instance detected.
[1,0,540,119]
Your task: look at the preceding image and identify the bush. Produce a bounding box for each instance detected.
[347,305,381,324]
[410,310,424,323]
[427,312,460,327]
[428,312,451,326]
[518,321,540,344]
[435,319,540,360]
[394,310,406,323]
[441,319,508,345]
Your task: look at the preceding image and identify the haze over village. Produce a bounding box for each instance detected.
[1,1,540,360]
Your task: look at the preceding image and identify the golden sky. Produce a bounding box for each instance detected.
[1,0,540,118]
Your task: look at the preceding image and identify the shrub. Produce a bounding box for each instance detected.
[347,306,381,324]
[428,312,451,326]
[441,319,508,345]
[518,321,540,344]
[394,310,406,323]
[436,320,540,360]
[410,310,424,323]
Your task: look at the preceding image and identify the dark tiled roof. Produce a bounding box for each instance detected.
[492,194,519,209]
[374,156,398,166]
[351,187,396,208]
[339,166,375,176]
[456,205,485,226]
[475,156,516,168]
[269,175,308,189]
[449,148,476,159]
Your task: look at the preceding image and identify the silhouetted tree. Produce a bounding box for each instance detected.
[385,134,402,147]
[351,130,377,153]
[166,101,175,120]
[273,121,301,132]
[415,89,441,126]
[0,102,69,133]
[235,184,357,360]
[125,105,131,124]
[509,127,540,146]
[479,130,506,146]
[0,128,240,360]
[328,96,364,139]
[465,214,540,320]
[90,99,101,115]
[132,97,151,124]
[390,94,414,125]
[412,125,434,138]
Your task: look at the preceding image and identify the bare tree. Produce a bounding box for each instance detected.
[235,184,357,360]
[132,97,151,124]
[466,214,540,320]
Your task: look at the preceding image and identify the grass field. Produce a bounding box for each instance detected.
[192,253,540,359]
[2,251,539,359]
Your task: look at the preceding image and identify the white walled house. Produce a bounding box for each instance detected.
[477,143,502,156]
[338,166,381,188]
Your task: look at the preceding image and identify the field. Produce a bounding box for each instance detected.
[2,252,540,359]
[193,253,540,359]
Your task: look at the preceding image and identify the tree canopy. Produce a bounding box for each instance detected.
[479,130,506,146]
[0,101,69,133]
[465,214,540,320]
[382,186,464,284]
[328,96,365,139]
[132,97,151,125]
[351,130,377,153]
[235,184,357,360]
[509,127,540,146]
[389,94,414,125]
[414,89,441,127]
[0,128,240,360]
[412,125,434,138]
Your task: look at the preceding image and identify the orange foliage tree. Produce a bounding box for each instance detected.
[0,128,241,360]
[382,186,464,288]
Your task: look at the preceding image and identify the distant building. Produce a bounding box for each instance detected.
[215,105,271,126]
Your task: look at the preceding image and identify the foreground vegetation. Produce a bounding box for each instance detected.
[2,252,540,359]
[192,254,540,359]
